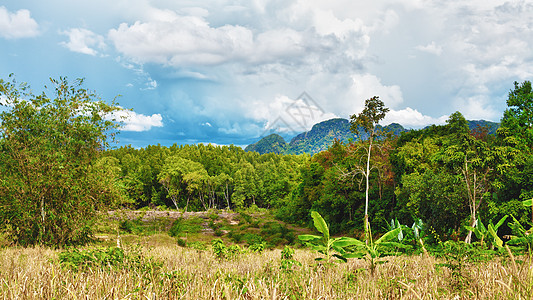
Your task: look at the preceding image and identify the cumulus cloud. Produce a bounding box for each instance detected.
[60,28,106,56]
[453,95,500,121]
[0,6,39,39]
[106,3,372,70]
[250,94,338,136]
[383,107,448,128]
[113,109,163,132]
[107,15,255,66]
[349,74,404,110]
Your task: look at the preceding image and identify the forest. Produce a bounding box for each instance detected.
[1,76,533,298]
[99,82,533,242]
[1,75,532,244]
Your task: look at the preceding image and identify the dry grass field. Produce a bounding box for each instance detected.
[1,243,532,299]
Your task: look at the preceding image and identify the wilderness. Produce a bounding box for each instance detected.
[1,76,533,299]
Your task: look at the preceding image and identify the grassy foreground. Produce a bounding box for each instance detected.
[1,244,532,299]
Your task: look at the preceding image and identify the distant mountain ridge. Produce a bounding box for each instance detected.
[245,118,500,155]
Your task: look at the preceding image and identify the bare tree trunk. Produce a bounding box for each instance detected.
[364,135,373,241]
[225,183,230,209]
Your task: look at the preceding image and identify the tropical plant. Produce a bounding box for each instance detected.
[464,215,507,250]
[344,225,407,276]
[411,218,429,257]
[298,211,361,263]
[506,215,533,254]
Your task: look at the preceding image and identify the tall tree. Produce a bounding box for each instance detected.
[349,96,389,239]
[436,112,496,243]
[498,80,533,223]
[0,75,122,246]
[500,80,533,148]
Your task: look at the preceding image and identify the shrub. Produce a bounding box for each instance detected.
[119,220,134,233]
[58,246,162,273]
[177,238,187,247]
[249,242,266,253]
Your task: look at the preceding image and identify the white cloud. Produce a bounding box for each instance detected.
[383,107,448,128]
[106,3,371,69]
[453,95,500,121]
[113,109,163,132]
[108,14,255,66]
[250,94,338,135]
[349,74,404,110]
[415,41,442,55]
[0,6,39,39]
[60,28,106,56]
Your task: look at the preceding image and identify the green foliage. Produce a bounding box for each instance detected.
[501,80,533,147]
[433,241,483,290]
[280,245,301,271]
[245,133,288,154]
[463,215,507,250]
[168,218,202,238]
[211,238,242,260]
[177,238,187,247]
[0,75,123,246]
[506,215,533,254]
[248,242,266,253]
[345,226,410,276]
[58,246,162,272]
[119,220,135,234]
[298,211,362,263]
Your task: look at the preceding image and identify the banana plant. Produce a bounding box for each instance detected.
[506,215,533,254]
[412,218,429,258]
[388,218,404,242]
[299,211,410,274]
[298,211,363,263]
[343,224,407,276]
[464,215,507,250]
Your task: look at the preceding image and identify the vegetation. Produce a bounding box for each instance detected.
[1,75,533,298]
[1,243,533,299]
[0,75,122,246]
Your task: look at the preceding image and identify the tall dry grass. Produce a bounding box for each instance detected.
[0,245,531,299]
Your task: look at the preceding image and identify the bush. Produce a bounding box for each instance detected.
[249,242,266,253]
[169,218,203,238]
[58,246,162,272]
[119,220,134,233]
[212,239,242,259]
[177,238,187,247]
[242,233,263,246]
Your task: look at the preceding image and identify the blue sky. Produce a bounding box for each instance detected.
[1,1,532,148]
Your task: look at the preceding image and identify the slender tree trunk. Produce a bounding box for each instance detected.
[464,157,482,244]
[225,183,230,209]
[365,135,373,241]
[40,196,45,240]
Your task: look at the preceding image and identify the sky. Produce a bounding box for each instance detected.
[1,0,532,148]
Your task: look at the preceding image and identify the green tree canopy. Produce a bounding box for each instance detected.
[0,75,123,246]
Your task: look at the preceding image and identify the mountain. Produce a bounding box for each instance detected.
[287,118,351,154]
[246,118,409,155]
[245,118,500,155]
[467,120,500,135]
[244,133,288,154]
